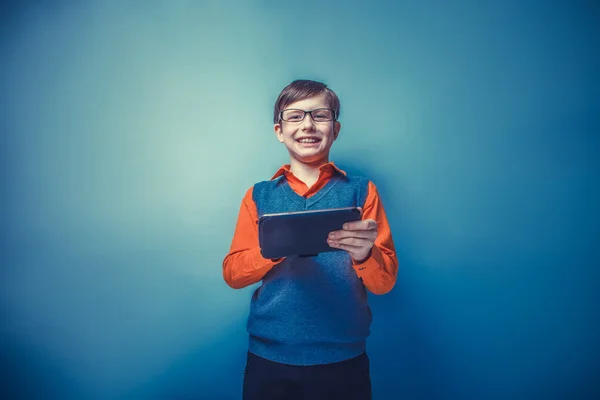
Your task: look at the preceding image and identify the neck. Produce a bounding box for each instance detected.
[289,157,329,187]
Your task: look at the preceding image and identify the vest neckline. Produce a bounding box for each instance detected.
[278,175,344,207]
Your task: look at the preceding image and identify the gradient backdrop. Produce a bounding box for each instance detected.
[1,1,599,399]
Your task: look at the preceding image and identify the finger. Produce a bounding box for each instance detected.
[328,242,365,259]
[329,237,373,248]
[328,240,362,251]
[343,219,377,231]
[328,229,375,240]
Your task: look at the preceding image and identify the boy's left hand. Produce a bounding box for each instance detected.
[327,219,378,263]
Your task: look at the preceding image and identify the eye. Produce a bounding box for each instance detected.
[283,110,304,121]
[313,109,332,120]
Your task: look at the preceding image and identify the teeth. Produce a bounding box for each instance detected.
[298,138,319,143]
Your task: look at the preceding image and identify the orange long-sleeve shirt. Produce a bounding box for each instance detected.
[222,162,398,295]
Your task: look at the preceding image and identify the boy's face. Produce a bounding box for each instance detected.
[274,93,341,166]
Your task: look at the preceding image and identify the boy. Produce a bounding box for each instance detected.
[222,79,398,400]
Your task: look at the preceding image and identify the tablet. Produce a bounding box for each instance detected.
[258,206,363,259]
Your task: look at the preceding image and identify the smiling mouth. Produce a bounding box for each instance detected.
[296,138,321,144]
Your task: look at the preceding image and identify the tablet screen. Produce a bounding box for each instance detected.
[258,207,362,259]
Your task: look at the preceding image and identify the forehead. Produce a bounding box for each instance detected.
[284,93,330,110]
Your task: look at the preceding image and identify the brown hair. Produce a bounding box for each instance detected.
[273,79,340,124]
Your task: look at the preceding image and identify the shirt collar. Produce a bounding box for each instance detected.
[270,161,347,180]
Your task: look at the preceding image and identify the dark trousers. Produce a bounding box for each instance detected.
[242,351,372,400]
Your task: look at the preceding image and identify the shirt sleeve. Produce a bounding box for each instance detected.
[222,187,283,289]
[351,181,399,295]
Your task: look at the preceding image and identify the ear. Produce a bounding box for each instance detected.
[274,123,284,143]
[333,121,341,140]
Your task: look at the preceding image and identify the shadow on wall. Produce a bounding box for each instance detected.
[333,159,457,398]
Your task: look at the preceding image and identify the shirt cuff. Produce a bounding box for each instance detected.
[250,247,284,270]
[352,246,383,277]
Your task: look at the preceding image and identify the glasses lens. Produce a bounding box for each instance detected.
[282,109,305,122]
[312,108,334,121]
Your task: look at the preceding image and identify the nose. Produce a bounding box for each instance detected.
[301,112,316,130]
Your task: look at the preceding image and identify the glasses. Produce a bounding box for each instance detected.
[280,108,336,123]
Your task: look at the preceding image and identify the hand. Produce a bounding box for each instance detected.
[327,219,378,263]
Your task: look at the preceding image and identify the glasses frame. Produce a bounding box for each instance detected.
[279,108,337,123]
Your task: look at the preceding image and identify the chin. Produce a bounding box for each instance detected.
[286,142,330,162]
[296,152,328,164]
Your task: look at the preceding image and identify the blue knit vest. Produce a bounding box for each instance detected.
[247,173,372,365]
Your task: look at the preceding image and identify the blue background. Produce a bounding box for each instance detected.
[1,1,598,399]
